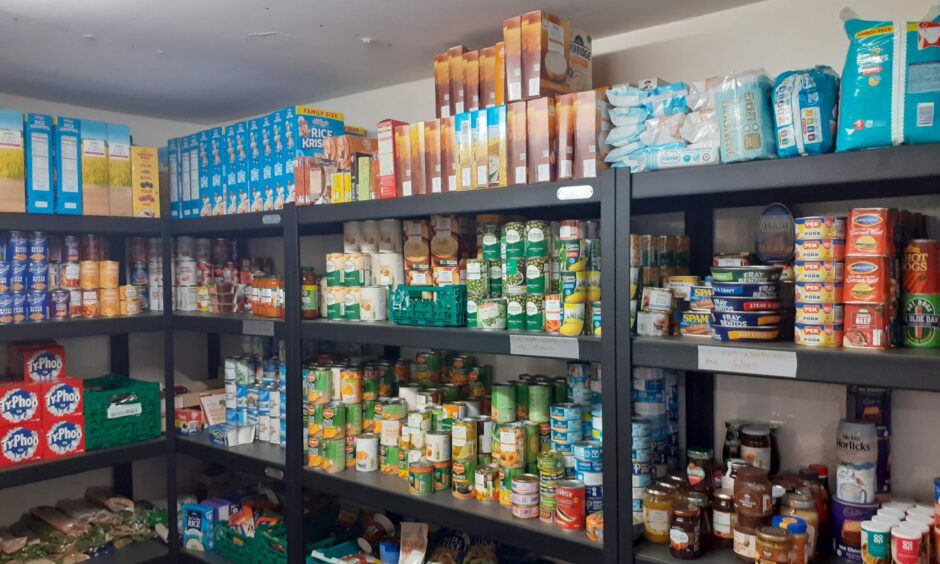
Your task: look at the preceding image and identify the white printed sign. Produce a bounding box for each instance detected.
[243,319,275,337]
[697,345,797,378]
[510,335,580,359]
[556,184,593,201]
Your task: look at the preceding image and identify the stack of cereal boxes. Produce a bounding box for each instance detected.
[1,342,84,467]
[168,106,345,218]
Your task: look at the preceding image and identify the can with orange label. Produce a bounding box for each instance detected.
[555,479,586,531]
[845,257,893,304]
[903,239,940,295]
[844,303,894,349]
[848,208,897,257]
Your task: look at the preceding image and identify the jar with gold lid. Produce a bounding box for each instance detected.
[755,526,790,564]
[643,487,674,544]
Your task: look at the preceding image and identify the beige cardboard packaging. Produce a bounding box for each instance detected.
[521,11,571,99]
[448,46,466,115]
[424,120,442,194]
[434,52,451,118]
[440,116,457,192]
[0,109,25,213]
[526,97,556,184]
[131,146,160,218]
[480,46,496,109]
[107,124,132,217]
[556,93,576,180]
[81,120,110,216]
[574,88,611,179]
[376,119,407,199]
[472,110,488,189]
[507,101,527,186]
[463,50,480,113]
[494,41,506,107]
[455,112,474,192]
[393,123,413,197]
[409,122,427,196]
[503,17,523,102]
[567,29,593,92]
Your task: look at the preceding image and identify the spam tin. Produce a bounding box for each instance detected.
[664,276,701,301]
[847,208,897,257]
[794,260,844,283]
[678,311,711,337]
[711,325,780,342]
[843,303,892,349]
[795,303,844,325]
[844,257,892,304]
[711,296,781,313]
[689,286,714,311]
[710,266,781,283]
[711,310,783,327]
[793,323,844,347]
[795,282,843,303]
[794,239,846,261]
[794,216,846,240]
[711,282,779,299]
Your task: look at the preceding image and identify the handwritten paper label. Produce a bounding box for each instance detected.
[243,319,275,337]
[697,345,797,378]
[510,335,580,359]
[556,184,593,201]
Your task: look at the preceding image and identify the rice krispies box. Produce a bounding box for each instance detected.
[8,343,66,382]
[40,378,83,420]
[0,382,41,426]
[0,422,42,467]
[287,106,345,202]
[42,413,84,459]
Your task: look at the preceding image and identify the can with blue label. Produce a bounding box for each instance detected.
[0,262,9,293]
[28,232,47,262]
[10,261,26,293]
[26,261,48,292]
[226,407,238,425]
[0,293,12,325]
[262,358,276,387]
[246,386,259,422]
[235,385,248,409]
[236,406,248,426]
[258,387,270,416]
[26,291,47,322]
[7,231,27,262]
[585,484,603,515]
[12,292,26,323]
[280,419,287,447]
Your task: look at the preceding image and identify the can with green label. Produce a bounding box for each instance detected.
[590,301,602,337]
[529,384,551,423]
[506,294,526,330]
[514,381,529,421]
[524,421,540,474]
[321,401,346,440]
[488,260,503,296]
[466,259,490,296]
[467,295,480,328]
[308,365,331,405]
[525,220,550,258]
[346,403,363,436]
[343,287,361,320]
[380,445,400,474]
[478,298,507,330]
[503,258,527,295]
[552,377,568,404]
[556,239,587,272]
[492,384,516,423]
[408,460,434,496]
[323,438,345,473]
[585,238,601,271]
[362,400,377,432]
[502,222,525,259]
[480,220,501,260]
[441,383,461,403]
[903,294,940,348]
[452,459,477,499]
[526,257,547,294]
[526,294,544,331]
[433,460,451,491]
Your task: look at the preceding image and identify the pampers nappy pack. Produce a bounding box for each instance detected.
[773,66,840,158]
[836,7,940,151]
[715,71,777,163]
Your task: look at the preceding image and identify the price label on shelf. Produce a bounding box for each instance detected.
[556,184,594,201]
[243,319,275,337]
[509,335,580,359]
[697,345,797,378]
[262,214,281,225]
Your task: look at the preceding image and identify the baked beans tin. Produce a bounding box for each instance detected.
[845,257,892,303]
[794,323,844,347]
[794,260,844,283]
[60,262,80,289]
[0,262,9,294]
[556,480,586,530]
[848,208,897,257]
[26,261,48,292]
[844,303,893,349]
[795,239,846,261]
[26,291,47,322]
[902,239,940,295]
[795,281,844,303]
[795,303,844,325]
[795,216,846,240]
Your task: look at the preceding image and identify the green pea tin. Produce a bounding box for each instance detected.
[526,294,544,331]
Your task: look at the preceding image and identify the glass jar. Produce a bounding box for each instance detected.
[740,425,772,472]
[712,489,736,548]
[666,473,690,493]
[670,503,703,559]
[772,515,808,564]
[755,526,791,564]
[799,471,829,539]
[723,420,744,465]
[682,491,712,549]
[301,267,319,320]
[734,466,772,519]
[655,480,681,504]
[687,447,715,497]
[722,458,750,491]
[768,423,781,475]
[781,492,819,558]
[807,464,830,497]
[643,487,674,544]
[733,515,764,562]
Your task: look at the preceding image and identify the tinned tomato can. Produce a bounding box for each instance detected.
[903,239,940,295]
[555,479,586,531]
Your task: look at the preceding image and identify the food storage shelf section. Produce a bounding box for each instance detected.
[0,310,166,341]
[176,433,286,478]
[172,310,286,338]
[87,539,169,564]
[0,213,164,235]
[301,466,603,564]
[633,542,847,564]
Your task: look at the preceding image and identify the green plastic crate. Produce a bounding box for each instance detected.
[213,522,287,564]
[83,374,161,450]
[389,285,467,327]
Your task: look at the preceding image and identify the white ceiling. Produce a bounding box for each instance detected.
[0,0,760,124]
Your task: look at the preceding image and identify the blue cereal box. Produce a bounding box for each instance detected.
[269,110,286,209]
[197,130,211,217]
[287,106,344,201]
[259,114,275,211]
[208,127,225,215]
[174,137,187,218]
[25,114,54,214]
[181,135,194,217]
[247,118,264,212]
[187,133,202,217]
[0,109,25,213]
[281,108,297,204]
[223,126,237,214]
[53,117,82,215]
[0,382,41,426]
[181,503,215,552]
[0,422,42,467]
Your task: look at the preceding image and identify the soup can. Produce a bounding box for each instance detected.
[556,480,586,530]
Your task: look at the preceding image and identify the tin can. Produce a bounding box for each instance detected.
[551,403,582,422]
[478,298,506,330]
[556,239,587,272]
[543,294,562,333]
[340,367,362,404]
[794,260,844,283]
[902,294,940,348]
[0,262,9,294]
[0,293,13,325]
[346,403,363,436]
[307,436,322,467]
[526,257,547,294]
[326,287,347,319]
[452,459,476,499]
[475,465,499,502]
[525,221,550,258]
[7,231,27,262]
[475,416,494,456]
[479,218,501,260]
[26,231,46,262]
[588,301,602,336]
[322,402,346,439]
[452,418,478,461]
[25,291,47,321]
[528,384,551,424]
[503,258,527,295]
[343,286,361,320]
[499,422,526,469]
[433,460,451,491]
[307,366,331,405]
[408,460,433,496]
[487,259,503,296]
[324,252,345,286]
[425,431,451,462]
[492,384,516,424]
[26,261,48,292]
[381,397,408,421]
[556,480,586,530]
[525,294,545,331]
[380,445,399,474]
[903,240,940,294]
[795,303,844,325]
[322,438,345,473]
[503,222,525,259]
[512,381,529,420]
[10,261,25,293]
[466,258,490,296]
[795,216,847,240]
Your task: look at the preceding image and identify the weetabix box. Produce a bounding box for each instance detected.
[24,114,54,214]
[494,41,506,107]
[376,119,407,199]
[424,120,442,194]
[186,132,201,217]
[393,123,413,197]
[208,127,225,215]
[440,116,457,192]
[106,123,132,217]
[80,120,110,216]
[0,109,25,213]
[231,122,249,213]
[54,117,81,215]
[503,17,523,102]
[258,115,274,211]
[131,146,160,218]
[455,112,473,191]
[480,46,496,109]
[434,52,451,118]
[246,118,264,212]
[526,97,557,183]
[487,105,507,187]
[521,11,572,99]
[463,50,480,113]
[167,137,180,219]
[448,46,466,115]
[574,88,611,179]
[409,122,427,196]
[556,94,576,180]
[507,101,527,185]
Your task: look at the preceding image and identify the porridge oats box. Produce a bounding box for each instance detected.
[574,88,611,179]
[521,10,572,99]
[507,101,527,185]
[464,50,481,112]
[434,51,451,118]
[448,46,467,116]
[526,96,557,184]
[503,16,523,102]
[440,116,457,192]
[424,119,443,194]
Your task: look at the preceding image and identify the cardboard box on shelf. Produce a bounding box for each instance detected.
[54,117,82,215]
[80,119,110,216]
[448,46,466,116]
[463,50,480,113]
[179,135,192,217]
[521,10,572,99]
[455,112,473,191]
[158,145,170,218]
[186,132,202,217]
[480,46,496,110]
[487,105,507,187]
[222,125,236,214]
[131,146,160,218]
[231,121,250,213]
[0,109,25,213]
[440,116,457,192]
[270,110,287,209]
[344,125,367,137]
[434,51,451,118]
[208,126,226,214]
[574,87,611,179]
[107,123,132,217]
[352,153,374,201]
[494,41,506,107]
[323,135,377,172]
[376,119,407,199]
[507,100,527,185]
[409,122,427,196]
[503,16,523,102]
[197,129,212,216]
[394,123,413,197]
[25,113,54,214]
[526,96,557,184]
[555,94,576,180]
[246,119,263,213]
[424,119,442,194]
[473,110,489,189]
[167,138,179,218]
[568,29,593,92]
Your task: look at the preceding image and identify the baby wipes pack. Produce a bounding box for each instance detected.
[715,71,777,163]
[773,66,839,158]
[836,8,940,151]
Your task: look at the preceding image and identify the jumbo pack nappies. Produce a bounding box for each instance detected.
[773,66,840,158]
